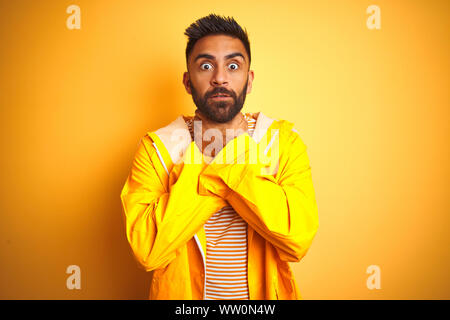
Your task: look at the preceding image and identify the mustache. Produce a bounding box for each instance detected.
[207,88,234,98]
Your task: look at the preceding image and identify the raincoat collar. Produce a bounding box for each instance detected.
[150,111,276,165]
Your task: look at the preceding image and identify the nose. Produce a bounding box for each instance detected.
[210,65,229,87]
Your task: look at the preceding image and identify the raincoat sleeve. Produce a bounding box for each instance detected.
[120,136,227,271]
[198,129,319,262]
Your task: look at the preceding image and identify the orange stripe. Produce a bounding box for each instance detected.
[206,286,248,291]
[206,287,249,292]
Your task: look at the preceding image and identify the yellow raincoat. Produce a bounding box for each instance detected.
[120,112,319,299]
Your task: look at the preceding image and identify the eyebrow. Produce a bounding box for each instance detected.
[194,52,246,63]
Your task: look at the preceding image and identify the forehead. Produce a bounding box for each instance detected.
[190,34,247,62]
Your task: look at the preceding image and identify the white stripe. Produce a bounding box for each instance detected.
[206,278,247,283]
[208,245,247,250]
[206,235,247,240]
[207,242,246,247]
[207,264,246,270]
[207,237,247,241]
[206,220,246,226]
[211,210,236,215]
[208,247,246,252]
[206,287,248,293]
[207,216,242,221]
[206,231,246,236]
[205,230,246,235]
[207,252,247,259]
[206,296,249,300]
[206,285,248,291]
[264,129,279,156]
[152,142,169,175]
[207,243,246,247]
[207,244,246,248]
[213,209,237,214]
[206,234,247,239]
[208,261,247,268]
[214,208,237,213]
[207,257,246,262]
[206,270,247,276]
[207,244,247,248]
[206,219,243,225]
[207,235,247,239]
[207,266,246,271]
[206,292,249,297]
[206,229,246,233]
[206,273,247,278]
[207,223,246,227]
[207,260,246,265]
[208,257,247,263]
[206,270,247,275]
[206,235,247,239]
[193,234,206,300]
[205,295,249,300]
[207,213,238,218]
[207,235,247,240]
[205,225,246,230]
[206,224,247,230]
[207,213,238,220]
[206,264,246,269]
[207,272,247,277]
[206,289,248,294]
[206,279,248,285]
[206,216,242,223]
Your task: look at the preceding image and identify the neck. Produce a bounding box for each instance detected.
[195,110,246,129]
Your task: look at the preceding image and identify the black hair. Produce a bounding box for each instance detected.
[184,14,251,69]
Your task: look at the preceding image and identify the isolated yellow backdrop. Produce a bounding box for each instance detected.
[0,0,448,299]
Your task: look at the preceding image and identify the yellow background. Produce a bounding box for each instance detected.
[0,0,448,299]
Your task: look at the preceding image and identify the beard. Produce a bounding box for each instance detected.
[189,76,249,123]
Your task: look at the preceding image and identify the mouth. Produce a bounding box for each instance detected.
[210,93,232,100]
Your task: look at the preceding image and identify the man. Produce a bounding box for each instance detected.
[120,13,319,300]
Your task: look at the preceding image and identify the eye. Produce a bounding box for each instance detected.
[229,63,239,70]
[200,63,213,70]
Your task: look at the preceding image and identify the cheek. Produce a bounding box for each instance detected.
[232,72,247,85]
[190,77,207,94]
[237,78,249,93]
[191,74,209,87]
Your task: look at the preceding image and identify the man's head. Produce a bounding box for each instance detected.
[183,14,254,123]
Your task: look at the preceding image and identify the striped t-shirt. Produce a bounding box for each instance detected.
[185,112,257,300]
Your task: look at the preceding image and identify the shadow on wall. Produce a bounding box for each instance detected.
[100,63,188,299]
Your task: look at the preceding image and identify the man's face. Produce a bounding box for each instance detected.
[183,34,254,123]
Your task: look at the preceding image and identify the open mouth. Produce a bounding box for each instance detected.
[210,94,232,99]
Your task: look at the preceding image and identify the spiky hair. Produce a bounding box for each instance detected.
[184,14,251,68]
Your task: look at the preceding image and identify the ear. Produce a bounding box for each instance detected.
[183,72,192,95]
[246,70,254,94]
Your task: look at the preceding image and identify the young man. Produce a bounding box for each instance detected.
[120,14,319,300]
